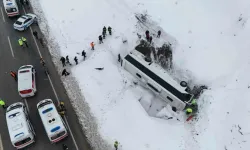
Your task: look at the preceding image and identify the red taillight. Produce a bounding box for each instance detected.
[20,89,32,94]
[14,142,22,146]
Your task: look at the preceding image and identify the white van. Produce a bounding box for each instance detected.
[122,50,194,111]
[18,65,37,98]
[6,102,35,149]
[3,0,20,17]
[37,99,68,143]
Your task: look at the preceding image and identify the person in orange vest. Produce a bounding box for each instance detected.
[90,42,95,50]
[10,71,17,81]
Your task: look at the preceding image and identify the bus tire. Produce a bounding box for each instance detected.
[180,81,188,87]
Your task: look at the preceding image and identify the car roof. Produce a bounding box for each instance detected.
[6,104,29,142]
[37,99,66,137]
[18,65,33,91]
[17,14,33,22]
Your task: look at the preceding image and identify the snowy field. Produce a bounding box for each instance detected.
[30,0,250,150]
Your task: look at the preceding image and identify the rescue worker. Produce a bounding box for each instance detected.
[0,99,7,109]
[22,37,28,47]
[90,42,95,50]
[10,71,17,81]
[62,69,70,76]
[60,57,66,67]
[108,26,112,35]
[82,50,86,60]
[102,31,106,39]
[145,30,150,41]
[114,141,119,150]
[59,102,66,111]
[58,102,66,116]
[103,26,107,35]
[62,144,68,150]
[157,30,161,38]
[99,35,103,44]
[18,39,24,48]
[33,31,38,39]
[74,56,78,65]
[186,108,192,115]
[190,99,198,112]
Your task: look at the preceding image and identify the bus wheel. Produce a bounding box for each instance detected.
[180,81,188,87]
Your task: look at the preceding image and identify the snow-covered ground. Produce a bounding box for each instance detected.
[30,0,250,149]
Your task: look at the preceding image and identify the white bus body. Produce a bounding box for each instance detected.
[37,99,68,143]
[6,102,35,149]
[3,0,20,17]
[122,50,194,111]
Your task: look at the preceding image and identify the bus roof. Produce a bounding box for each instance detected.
[37,99,66,137]
[6,106,29,142]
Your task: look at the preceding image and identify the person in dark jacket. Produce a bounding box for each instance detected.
[102,31,106,39]
[33,31,38,39]
[60,57,66,67]
[62,144,69,150]
[103,26,107,35]
[145,30,150,41]
[65,55,71,65]
[82,50,86,60]
[62,69,70,76]
[99,35,103,44]
[108,26,112,35]
[74,56,78,65]
[157,30,161,38]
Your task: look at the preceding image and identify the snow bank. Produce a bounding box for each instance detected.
[29,0,110,149]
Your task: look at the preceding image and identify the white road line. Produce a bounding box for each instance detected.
[7,36,15,58]
[0,134,3,150]
[24,98,30,113]
[23,7,79,150]
[0,7,5,23]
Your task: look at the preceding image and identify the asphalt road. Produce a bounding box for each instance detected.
[0,3,91,150]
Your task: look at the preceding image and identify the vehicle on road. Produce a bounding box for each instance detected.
[6,102,36,149]
[3,0,20,17]
[18,65,37,98]
[13,13,37,31]
[37,99,68,143]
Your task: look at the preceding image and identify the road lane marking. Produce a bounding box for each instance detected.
[23,6,79,150]
[0,7,5,23]
[7,36,15,58]
[0,134,4,150]
[24,98,30,113]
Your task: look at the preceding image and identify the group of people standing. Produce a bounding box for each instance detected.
[90,26,112,50]
[98,26,112,44]
[60,26,113,76]
[143,30,161,44]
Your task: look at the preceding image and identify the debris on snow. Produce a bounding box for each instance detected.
[95,67,104,70]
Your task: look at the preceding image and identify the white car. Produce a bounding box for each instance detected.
[18,65,37,98]
[13,13,37,31]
